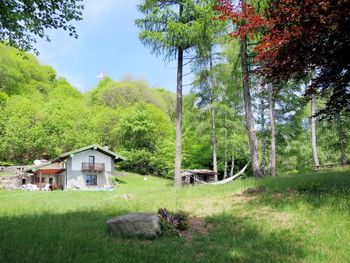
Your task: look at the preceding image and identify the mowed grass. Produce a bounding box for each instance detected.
[1,168,350,263]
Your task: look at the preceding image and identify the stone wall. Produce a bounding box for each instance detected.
[0,175,21,189]
[0,166,31,189]
[0,166,28,176]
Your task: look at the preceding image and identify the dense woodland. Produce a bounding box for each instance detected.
[0,41,348,177]
[0,0,349,179]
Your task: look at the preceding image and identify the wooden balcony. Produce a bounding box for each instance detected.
[81,163,105,172]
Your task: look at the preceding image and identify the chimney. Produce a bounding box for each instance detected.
[104,146,109,150]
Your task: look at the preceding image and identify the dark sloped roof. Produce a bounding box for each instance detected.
[52,144,125,163]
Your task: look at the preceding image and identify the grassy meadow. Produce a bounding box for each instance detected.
[1,168,350,263]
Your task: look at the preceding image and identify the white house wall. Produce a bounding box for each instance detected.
[66,149,114,190]
[71,150,112,172]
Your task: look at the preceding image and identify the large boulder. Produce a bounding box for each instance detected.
[107,212,161,239]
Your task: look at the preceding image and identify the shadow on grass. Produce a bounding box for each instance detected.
[202,214,306,263]
[240,169,350,211]
[0,209,307,263]
[247,185,350,212]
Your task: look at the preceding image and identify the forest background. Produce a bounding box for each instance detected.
[0,40,348,178]
[0,0,349,180]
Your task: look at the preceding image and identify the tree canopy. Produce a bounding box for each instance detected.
[216,0,350,116]
[0,1,349,178]
[0,0,83,53]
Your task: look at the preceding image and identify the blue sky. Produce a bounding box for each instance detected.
[35,0,192,93]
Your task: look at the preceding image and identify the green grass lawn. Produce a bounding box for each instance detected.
[1,168,350,263]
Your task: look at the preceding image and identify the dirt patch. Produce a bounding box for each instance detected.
[180,217,212,241]
[242,185,266,195]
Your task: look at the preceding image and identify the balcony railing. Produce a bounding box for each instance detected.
[81,163,105,172]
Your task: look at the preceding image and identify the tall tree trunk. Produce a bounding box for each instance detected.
[311,94,320,171]
[211,106,218,180]
[268,85,276,177]
[223,114,228,179]
[240,36,262,178]
[336,113,347,166]
[230,152,234,177]
[224,147,228,179]
[260,94,266,175]
[209,54,218,180]
[174,46,183,187]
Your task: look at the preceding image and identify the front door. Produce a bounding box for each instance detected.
[89,156,95,170]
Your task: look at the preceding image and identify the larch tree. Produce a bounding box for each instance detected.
[216,0,266,177]
[0,0,83,54]
[192,7,227,180]
[268,85,276,176]
[258,90,267,175]
[136,0,213,186]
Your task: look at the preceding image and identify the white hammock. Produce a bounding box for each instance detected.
[186,163,249,185]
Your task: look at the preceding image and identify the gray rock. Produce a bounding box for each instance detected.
[107,212,161,239]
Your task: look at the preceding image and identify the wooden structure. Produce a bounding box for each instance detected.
[82,162,105,172]
[26,162,66,190]
[181,169,216,185]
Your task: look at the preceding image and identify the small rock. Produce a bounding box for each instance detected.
[107,212,161,239]
[121,194,130,199]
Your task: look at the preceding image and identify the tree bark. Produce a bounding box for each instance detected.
[230,152,234,177]
[209,54,218,180]
[336,113,347,166]
[224,150,228,179]
[240,36,262,178]
[311,94,320,171]
[174,46,183,187]
[268,85,276,177]
[260,94,266,175]
[223,114,228,179]
[211,106,218,180]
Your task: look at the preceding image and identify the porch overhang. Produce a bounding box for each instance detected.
[32,169,66,175]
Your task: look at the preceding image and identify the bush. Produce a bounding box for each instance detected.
[158,208,189,237]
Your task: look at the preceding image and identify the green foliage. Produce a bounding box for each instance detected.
[0,0,83,53]
[159,210,189,237]
[0,44,177,174]
[90,77,175,117]
[119,104,171,151]
[0,30,349,178]
[0,44,57,96]
[159,218,179,237]
[136,0,221,59]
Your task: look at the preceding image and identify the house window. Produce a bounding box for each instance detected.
[41,177,45,183]
[35,177,40,183]
[86,175,97,186]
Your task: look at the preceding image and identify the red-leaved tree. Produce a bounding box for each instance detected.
[217,0,350,116]
[216,0,267,177]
